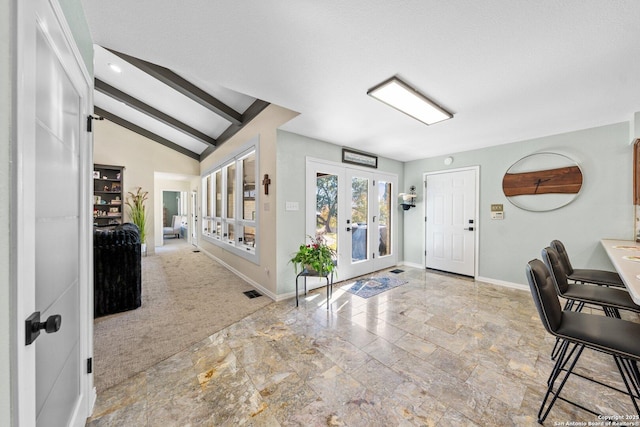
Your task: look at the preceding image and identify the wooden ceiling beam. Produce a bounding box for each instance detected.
[107,48,243,125]
[95,79,217,147]
[199,99,270,160]
[94,106,201,160]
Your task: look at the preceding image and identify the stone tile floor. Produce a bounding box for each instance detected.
[87,267,640,426]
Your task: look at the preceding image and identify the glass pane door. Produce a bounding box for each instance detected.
[378,180,392,257]
[346,170,397,277]
[351,175,369,263]
[316,172,339,254]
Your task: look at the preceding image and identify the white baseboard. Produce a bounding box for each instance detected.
[198,246,278,301]
[400,260,424,269]
[476,276,528,291]
[399,261,528,292]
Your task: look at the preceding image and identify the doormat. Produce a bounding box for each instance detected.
[243,290,262,299]
[345,276,408,299]
[389,269,404,274]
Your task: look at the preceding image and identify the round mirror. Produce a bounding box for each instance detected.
[502,152,583,212]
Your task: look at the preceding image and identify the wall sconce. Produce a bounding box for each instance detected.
[399,185,417,210]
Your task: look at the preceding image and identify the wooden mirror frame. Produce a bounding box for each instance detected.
[502,152,583,212]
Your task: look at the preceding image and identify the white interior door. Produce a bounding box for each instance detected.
[425,168,477,276]
[16,0,93,425]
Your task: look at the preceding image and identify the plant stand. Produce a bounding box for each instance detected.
[295,267,334,310]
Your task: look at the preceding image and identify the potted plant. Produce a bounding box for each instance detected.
[125,187,148,254]
[290,235,337,276]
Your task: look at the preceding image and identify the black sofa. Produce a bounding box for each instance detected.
[93,223,142,317]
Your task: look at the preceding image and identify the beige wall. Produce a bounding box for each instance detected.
[93,120,200,253]
[198,104,298,298]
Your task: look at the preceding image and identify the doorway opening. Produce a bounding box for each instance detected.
[162,190,188,244]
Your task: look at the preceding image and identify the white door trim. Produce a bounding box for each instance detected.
[423,166,480,277]
[14,0,95,424]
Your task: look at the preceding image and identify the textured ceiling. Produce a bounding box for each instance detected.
[82,0,640,162]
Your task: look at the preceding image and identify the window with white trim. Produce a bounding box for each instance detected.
[202,145,258,261]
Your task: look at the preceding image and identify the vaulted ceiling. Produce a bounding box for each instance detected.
[83,1,640,162]
[93,45,269,160]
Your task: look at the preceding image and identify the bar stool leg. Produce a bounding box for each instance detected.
[539,343,585,424]
[614,356,640,416]
[631,361,640,391]
[548,339,572,387]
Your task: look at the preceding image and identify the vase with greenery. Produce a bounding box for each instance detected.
[290,235,337,276]
[125,187,148,246]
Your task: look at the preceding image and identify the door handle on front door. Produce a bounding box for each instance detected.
[25,311,62,345]
[464,227,474,231]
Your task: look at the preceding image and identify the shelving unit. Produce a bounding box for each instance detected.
[93,164,124,228]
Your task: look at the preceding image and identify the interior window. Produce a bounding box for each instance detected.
[201,145,258,261]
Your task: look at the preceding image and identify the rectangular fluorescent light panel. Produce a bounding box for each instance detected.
[367,77,452,125]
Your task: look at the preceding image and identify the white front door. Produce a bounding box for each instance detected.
[16,0,93,425]
[306,159,397,283]
[425,168,477,276]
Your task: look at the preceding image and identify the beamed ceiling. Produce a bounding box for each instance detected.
[84,1,640,162]
[93,45,269,160]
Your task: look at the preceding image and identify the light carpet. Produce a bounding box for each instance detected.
[344,275,408,298]
[92,243,273,392]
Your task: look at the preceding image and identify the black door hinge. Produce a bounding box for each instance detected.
[87,357,93,374]
[87,115,104,132]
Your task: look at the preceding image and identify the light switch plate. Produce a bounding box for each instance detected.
[491,211,504,220]
[285,201,299,211]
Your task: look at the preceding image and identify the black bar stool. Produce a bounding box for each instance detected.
[542,246,640,361]
[542,246,640,318]
[551,240,625,288]
[526,259,640,424]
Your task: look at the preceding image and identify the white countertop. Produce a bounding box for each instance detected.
[601,239,640,305]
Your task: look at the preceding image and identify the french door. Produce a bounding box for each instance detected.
[306,159,397,282]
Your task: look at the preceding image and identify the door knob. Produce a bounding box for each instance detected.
[25,312,62,345]
[346,227,352,232]
[464,227,474,231]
